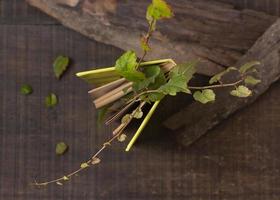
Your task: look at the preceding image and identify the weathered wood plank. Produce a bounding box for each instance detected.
[164,19,280,147]
[0,0,58,25]
[218,0,280,16]
[26,0,277,76]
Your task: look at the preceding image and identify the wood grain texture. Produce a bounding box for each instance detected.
[1,0,280,199]
[218,0,280,16]
[26,0,277,76]
[164,19,280,147]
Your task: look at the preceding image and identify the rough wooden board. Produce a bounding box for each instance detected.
[164,19,280,147]
[1,1,280,199]
[26,0,277,76]
[218,0,280,16]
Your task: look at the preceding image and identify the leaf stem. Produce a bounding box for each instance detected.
[126,78,245,104]
[135,19,155,69]
[188,79,244,90]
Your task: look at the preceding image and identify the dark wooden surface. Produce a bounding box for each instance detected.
[0,0,280,199]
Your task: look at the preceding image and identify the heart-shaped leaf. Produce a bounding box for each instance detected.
[230,85,252,97]
[193,89,215,104]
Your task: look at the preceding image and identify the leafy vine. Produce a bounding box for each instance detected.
[34,0,260,186]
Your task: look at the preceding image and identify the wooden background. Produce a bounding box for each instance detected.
[0,0,280,199]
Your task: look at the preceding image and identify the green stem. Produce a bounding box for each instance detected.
[135,18,155,69]
[125,100,160,152]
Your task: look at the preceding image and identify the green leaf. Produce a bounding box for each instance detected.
[146,0,173,23]
[121,114,131,124]
[209,67,237,84]
[174,61,197,84]
[53,55,70,79]
[148,69,167,90]
[20,84,33,95]
[244,76,261,85]
[91,157,101,165]
[134,109,143,119]
[193,89,215,104]
[230,85,252,98]
[115,51,145,82]
[143,65,161,80]
[45,93,58,108]
[140,36,151,51]
[133,65,161,91]
[239,61,260,74]
[117,134,127,142]
[55,142,68,155]
[80,162,89,169]
[159,73,190,96]
[63,176,69,181]
[146,92,165,102]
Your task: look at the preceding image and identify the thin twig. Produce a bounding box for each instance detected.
[126,78,245,105]
[33,102,146,187]
[105,99,136,125]
[112,101,146,135]
[188,79,244,90]
[135,19,155,69]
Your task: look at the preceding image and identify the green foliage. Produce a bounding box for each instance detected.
[45,93,58,108]
[157,63,196,96]
[132,65,161,91]
[140,36,151,51]
[34,0,263,186]
[121,114,131,124]
[146,92,165,102]
[20,84,33,95]
[146,0,173,22]
[56,142,68,155]
[230,85,252,98]
[172,61,197,83]
[80,162,89,169]
[117,134,127,142]
[159,73,190,96]
[91,157,101,165]
[115,51,145,82]
[209,67,237,84]
[135,62,197,103]
[53,55,70,79]
[239,61,260,74]
[193,89,215,104]
[147,70,167,91]
[143,65,161,82]
[244,76,261,85]
[134,109,143,119]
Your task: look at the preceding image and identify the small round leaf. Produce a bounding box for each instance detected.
[56,142,68,155]
[20,84,33,95]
